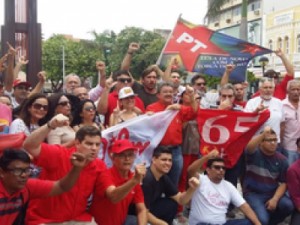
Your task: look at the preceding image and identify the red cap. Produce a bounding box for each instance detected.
[110,139,137,154]
[13,79,31,88]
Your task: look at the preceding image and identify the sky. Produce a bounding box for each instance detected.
[0,0,208,40]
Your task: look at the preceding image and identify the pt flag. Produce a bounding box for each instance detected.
[197,109,270,168]
[158,17,272,81]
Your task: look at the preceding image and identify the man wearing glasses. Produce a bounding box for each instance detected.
[187,151,261,225]
[0,148,87,225]
[243,126,294,225]
[89,139,147,225]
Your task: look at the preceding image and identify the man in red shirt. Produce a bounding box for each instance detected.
[97,70,145,125]
[252,49,294,100]
[23,114,144,225]
[89,139,147,225]
[0,148,86,225]
[146,83,198,186]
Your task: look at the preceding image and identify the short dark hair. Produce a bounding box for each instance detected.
[75,125,101,142]
[114,70,131,79]
[207,157,225,168]
[0,149,30,170]
[264,69,280,78]
[141,65,158,79]
[157,82,173,93]
[152,146,172,158]
[191,74,206,85]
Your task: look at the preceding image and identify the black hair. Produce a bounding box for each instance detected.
[157,82,174,93]
[206,157,225,168]
[71,99,97,127]
[191,74,206,85]
[152,146,172,158]
[18,93,49,128]
[0,149,30,170]
[75,125,101,142]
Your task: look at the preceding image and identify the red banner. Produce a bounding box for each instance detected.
[197,109,270,168]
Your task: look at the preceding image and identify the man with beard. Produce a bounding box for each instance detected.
[244,77,284,142]
[281,79,300,165]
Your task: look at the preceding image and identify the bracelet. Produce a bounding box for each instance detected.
[127,51,134,55]
[47,122,55,130]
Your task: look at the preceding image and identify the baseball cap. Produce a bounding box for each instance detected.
[13,79,31,88]
[110,139,137,154]
[118,87,136,100]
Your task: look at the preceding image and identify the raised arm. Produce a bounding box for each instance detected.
[187,149,219,177]
[49,152,87,196]
[171,176,200,205]
[162,56,177,82]
[4,42,17,92]
[13,56,29,81]
[23,114,70,158]
[220,64,235,86]
[97,76,115,115]
[121,42,140,71]
[28,71,46,97]
[89,61,106,101]
[246,126,271,154]
[275,49,294,77]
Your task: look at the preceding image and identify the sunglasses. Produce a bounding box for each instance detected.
[263,138,277,143]
[118,78,132,83]
[58,101,70,106]
[196,82,206,86]
[211,165,226,171]
[84,106,96,112]
[32,103,49,111]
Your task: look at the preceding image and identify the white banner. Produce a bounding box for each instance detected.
[99,110,178,168]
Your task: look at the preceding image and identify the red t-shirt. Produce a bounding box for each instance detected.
[146,102,197,146]
[0,179,53,225]
[26,143,108,225]
[252,74,293,100]
[89,166,144,225]
[104,91,145,125]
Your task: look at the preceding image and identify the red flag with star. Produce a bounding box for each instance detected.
[157,17,272,81]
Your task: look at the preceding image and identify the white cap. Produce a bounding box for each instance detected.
[118,87,135,99]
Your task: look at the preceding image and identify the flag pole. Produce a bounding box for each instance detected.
[156,14,182,66]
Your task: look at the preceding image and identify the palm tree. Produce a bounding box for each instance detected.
[206,0,248,41]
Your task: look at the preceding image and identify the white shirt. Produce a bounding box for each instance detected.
[189,174,245,225]
[244,96,284,141]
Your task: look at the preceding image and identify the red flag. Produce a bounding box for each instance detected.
[197,109,270,168]
[0,132,26,152]
[157,17,272,81]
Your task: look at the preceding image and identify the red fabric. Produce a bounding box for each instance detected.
[0,178,53,225]
[146,102,196,146]
[252,74,293,100]
[197,109,270,168]
[89,166,144,225]
[0,132,26,152]
[26,144,107,225]
[104,91,145,125]
[233,100,246,108]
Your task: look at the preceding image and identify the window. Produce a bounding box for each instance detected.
[284,36,289,54]
[269,40,273,50]
[278,38,282,50]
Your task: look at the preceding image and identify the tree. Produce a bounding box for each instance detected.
[42,35,102,92]
[206,0,248,41]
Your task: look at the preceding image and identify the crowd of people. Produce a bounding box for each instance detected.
[0,41,300,225]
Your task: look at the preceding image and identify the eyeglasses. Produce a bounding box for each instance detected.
[263,138,278,143]
[196,82,206,86]
[221,94,233,98]
[5,167,32,176]
[58,101,70,106]
[84,106,96,112]
[15,85,29,91]
[211,165,226,171]
[32,103,49,111]
[118,78,132,83]
[116,152,136,159]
